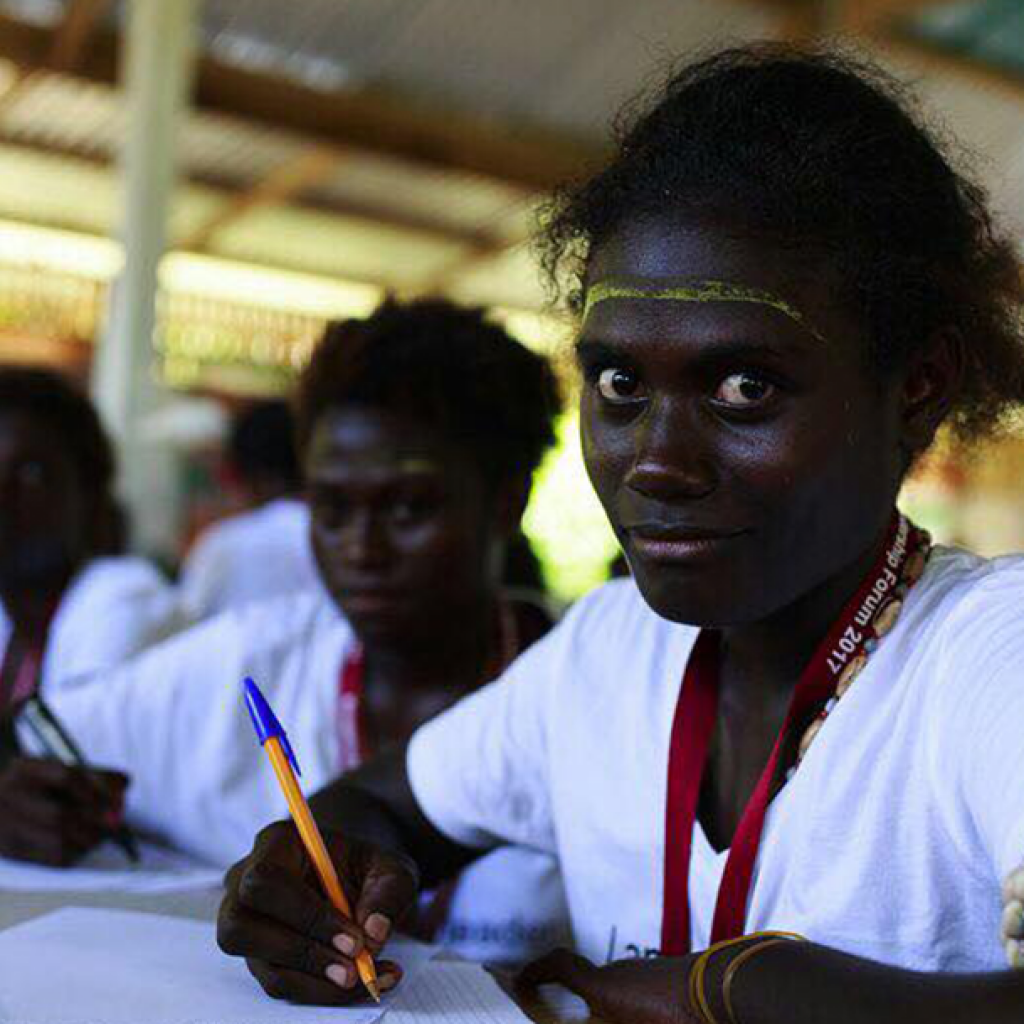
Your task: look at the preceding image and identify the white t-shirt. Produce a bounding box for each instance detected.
[46,591,570,965]
[0,556,177,694]
[178,498,320,621]
[408,545,1024,973]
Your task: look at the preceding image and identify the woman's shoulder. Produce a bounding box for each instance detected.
[920,545,1024,636]
[72,555,173,601]
[912,545,1024,704]
[220,586,352,653]
[515,576,691,690]
[560,575,678,639]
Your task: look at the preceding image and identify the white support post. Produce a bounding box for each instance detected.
[91,0,198,558]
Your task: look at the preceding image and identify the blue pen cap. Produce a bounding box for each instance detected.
[244,677,302,776]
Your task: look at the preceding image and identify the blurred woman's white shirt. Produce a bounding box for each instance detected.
[43,588,571,966]
[177,498,321,622]
[0,556,178,693]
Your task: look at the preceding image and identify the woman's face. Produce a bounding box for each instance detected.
[580,217,909,627]
[0,412,91,594]
[305,407,505,646]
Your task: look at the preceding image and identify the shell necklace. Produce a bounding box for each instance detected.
[787,520,933,780]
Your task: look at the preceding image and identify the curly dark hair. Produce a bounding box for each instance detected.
[538,44,1024,444]
[0,365,114,497]
[295,298,561,487]
[229,399,301,492]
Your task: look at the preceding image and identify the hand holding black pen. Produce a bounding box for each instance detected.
[0,695,138,866]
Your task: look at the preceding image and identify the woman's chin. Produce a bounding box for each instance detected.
[629,569,752,629]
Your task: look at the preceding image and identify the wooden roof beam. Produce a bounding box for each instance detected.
[181,146,343,251]
[0,10,602,192]
[725,0,981,37]
[0,127,527,256]
[415,199,535,295]
[47,0,115,74]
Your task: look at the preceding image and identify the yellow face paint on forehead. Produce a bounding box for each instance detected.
[583,279,827,343]
[396,458,440,475]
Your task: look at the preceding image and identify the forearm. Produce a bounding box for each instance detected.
[717,939,1024,1024]
[308,748,483,888]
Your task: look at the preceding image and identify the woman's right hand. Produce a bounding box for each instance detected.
[217,819,420,1005]
[0,756,128,866]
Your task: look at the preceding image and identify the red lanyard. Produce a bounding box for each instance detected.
[337,645,367,771]
[0,600,59,716]
[336,600,518,772]
[0,645,42,715]
[661,515,915,954]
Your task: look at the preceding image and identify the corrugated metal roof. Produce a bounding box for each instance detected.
[199,0,774,139]
[309,156,529,238]
[0,0,1018,319]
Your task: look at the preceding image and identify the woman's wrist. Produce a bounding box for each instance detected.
[688,932,805,1024]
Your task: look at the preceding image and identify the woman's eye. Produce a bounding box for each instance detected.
[714,372,775,408]
[392,496,437,523]
[15,461,46,488]
[596,367,643,404]
[311,497,348,531]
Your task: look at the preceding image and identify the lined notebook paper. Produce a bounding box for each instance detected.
[0,908,436,1024]
[388,963,532,1022]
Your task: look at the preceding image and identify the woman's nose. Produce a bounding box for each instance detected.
[624,399,716,502]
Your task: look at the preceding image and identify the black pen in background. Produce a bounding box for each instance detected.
[16,694,140,863]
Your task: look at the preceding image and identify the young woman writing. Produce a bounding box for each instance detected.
[216,48,1024,1022]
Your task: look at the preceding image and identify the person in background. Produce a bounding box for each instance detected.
[178,399,318,620]
[42,299,570,966]
[0,366,176,865]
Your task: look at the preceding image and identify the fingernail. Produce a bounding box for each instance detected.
[334,933,357,956]
[326,964,354,989]
[365,914,390,943]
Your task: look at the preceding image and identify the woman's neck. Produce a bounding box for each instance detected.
[1,580,67,643]
[360,593,501,694]
[718,522,891,706]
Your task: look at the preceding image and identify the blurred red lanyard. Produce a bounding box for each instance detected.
[0,603,59,717]
[337,646,367,771]
[335,601,517,773]
[661,515,913,954]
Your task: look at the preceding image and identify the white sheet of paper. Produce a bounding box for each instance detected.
[528,984,593,1022]
[0,841,223,893]
[386,963,533,1023]
[0,908,437,1024]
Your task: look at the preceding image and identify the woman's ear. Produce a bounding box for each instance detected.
[901,328,964,457]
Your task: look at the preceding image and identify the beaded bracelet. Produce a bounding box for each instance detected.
[688,931,805,1024]
[1003,866,1024,968]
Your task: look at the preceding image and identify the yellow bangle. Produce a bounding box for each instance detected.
[689,936,751,1024]
[688,932,804,1024]
[722,935,804,1024]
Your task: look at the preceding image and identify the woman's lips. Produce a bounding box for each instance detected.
[340,590,404,613]
[625,526,748,563]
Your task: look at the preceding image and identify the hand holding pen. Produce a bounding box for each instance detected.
[0,695,138,865]
[0,755,130,867]
[218,678,412,1004]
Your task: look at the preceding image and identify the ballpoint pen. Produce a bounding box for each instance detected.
[244,677,381,1002]
[17,693,140,862]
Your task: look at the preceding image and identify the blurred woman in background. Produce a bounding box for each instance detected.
[0,366,175,864]
[38,299,570,967]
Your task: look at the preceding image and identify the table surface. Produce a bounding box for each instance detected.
[0,886,603,1023]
